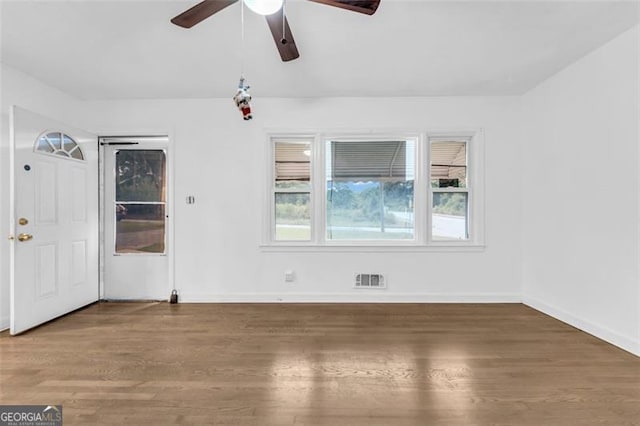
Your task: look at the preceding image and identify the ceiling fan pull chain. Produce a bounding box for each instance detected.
[240,0,245,77]
[281,0,287,44]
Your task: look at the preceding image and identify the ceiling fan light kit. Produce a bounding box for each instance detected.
[243,0,284,15]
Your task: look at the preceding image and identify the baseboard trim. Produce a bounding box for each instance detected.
[179,293,521,304]
[523,295,639,357]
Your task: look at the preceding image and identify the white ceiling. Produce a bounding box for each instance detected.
[1,0,638,100]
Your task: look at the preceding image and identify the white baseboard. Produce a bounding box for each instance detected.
[523,295,639,357]
[179,292,521,304]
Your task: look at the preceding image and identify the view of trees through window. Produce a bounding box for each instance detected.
[326,181,414,240]
[275,192,310,240]
[432,192,467,216]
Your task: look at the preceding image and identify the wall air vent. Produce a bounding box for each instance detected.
[355,273,386,289]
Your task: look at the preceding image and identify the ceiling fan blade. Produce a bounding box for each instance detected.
[307,0,380,15]
[171,0,239,28]
[265,10,300,62]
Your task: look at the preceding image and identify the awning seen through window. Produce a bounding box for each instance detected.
[431,141,467,187]
[275,142,311,181]
[328,141,414,180]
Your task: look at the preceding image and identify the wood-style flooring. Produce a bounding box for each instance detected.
[1,303,639,425]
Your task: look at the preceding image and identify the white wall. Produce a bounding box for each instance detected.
[0,64,86,330]
[0,66,523,331]
[521,26,639,355]
[84,96,523,303]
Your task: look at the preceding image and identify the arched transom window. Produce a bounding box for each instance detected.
[35,132,84,160]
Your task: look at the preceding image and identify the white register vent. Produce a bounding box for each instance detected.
[355,273,386,289]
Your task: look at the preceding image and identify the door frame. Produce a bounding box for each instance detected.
[98,134,175,300]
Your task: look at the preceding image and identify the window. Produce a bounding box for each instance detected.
[266,131,483,249]
[273,141,311,241]
[35,132,84,160]
[326,139,415,240]
[430,140,469,241]
[114,149,167,254]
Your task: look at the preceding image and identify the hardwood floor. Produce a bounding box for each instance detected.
[1,303,638,425]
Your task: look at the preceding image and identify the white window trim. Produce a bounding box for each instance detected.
[320,132,421,247]
[266,134,317,243]
[262,129,485,251]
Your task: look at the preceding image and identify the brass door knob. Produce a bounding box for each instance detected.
[17,233,33,242]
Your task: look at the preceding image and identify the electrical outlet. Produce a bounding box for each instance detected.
[284,270,294,282]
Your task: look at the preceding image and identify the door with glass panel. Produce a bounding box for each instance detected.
[101,137,170,300]
[10,107,99,334]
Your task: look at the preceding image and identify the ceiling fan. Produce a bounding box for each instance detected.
[171,0,380,62]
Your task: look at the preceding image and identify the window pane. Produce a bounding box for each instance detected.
[62,135,84,160]
[115,204,165,253]
[116,150,166,202]
[35,132,84,160]
[47,132,62,150]
[275,142,311,191]
[326,181,414,240]
[69,147,83,160]
[275,193,310,241]
[431,141,467,188]
[36,136,54,153]
[432,192,469,240]
[326,140,415,241]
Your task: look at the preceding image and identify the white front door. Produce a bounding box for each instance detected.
[10,107,99,335]
[101,137,170,300]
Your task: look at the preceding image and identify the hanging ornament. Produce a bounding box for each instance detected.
[233,77,253,120]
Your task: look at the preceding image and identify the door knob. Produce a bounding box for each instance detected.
[17,233,33,242]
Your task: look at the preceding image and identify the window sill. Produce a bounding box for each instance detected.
[259,243,486,253]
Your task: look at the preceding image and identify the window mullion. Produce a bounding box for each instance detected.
[268,142,276,243]
[313,135,325,244]
[415,134,428,245]
[431,188,469,193]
